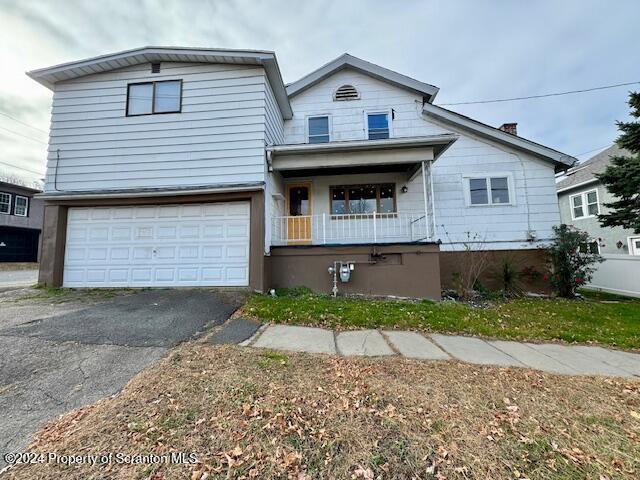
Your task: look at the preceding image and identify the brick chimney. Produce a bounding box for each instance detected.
[499,123,518,135]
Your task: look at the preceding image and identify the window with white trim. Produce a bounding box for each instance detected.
[367,112,390,140]
[0,193,10,214]
[467,176,511,205]
[15,195,28,217]
[570,189,599,219]
[307,116,330,143]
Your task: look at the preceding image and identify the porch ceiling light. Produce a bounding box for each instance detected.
[401,185,408,193]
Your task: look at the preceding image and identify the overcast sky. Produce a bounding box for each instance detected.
[0,0,638,185]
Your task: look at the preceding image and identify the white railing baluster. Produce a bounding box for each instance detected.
[271,212,430,246]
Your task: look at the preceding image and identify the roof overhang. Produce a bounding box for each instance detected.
[267,134,457,178]
[423,104,576,171]
[556,177,599,194]
[27,46,293,119]
[36,182,264,201]
[286,53,439,103]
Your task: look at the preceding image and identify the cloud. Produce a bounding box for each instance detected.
[0,0,637,184]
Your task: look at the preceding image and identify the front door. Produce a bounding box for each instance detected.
[286,183,312,244]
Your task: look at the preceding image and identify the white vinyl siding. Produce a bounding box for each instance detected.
[45,62,282,192]
[63,203,250,287]
[282,69,561,250]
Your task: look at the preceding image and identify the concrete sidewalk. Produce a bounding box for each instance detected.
[238,323,640,378]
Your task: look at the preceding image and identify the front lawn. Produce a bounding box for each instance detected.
[7,345,640,479]
[244,291,640,350]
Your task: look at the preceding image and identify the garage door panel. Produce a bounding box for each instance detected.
[64,202,250,287]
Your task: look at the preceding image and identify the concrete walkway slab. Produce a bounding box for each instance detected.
[383,331,449,360]
[253,325,336,354]
[336,330,393,356]
[489,340,578,375]
[573,345,640,376]
[430,334,523,367]
[527,343,634,377]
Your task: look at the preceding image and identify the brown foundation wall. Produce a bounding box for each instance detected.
[267,243,441,299]
[439,248,551,294]
[38,190,266,291]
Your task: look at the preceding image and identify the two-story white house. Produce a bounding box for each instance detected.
[28,47,575,299]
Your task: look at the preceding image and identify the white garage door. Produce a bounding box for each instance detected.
[63,202,250,287]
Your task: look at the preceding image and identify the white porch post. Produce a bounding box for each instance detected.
[421,160,430,240]
[428,161,437,239]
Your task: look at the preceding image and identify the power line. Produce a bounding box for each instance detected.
[0,111,49,135]
[0,125,48,145]
[439,81,640,106]
[574,144,611,158]
[0,159,44,176]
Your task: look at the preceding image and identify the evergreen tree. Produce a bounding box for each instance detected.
[596,91,640,233]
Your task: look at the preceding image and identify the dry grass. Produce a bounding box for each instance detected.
[0,262,38,271]
[6,345,640,480]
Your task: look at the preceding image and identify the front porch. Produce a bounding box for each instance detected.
[267,135,457,247]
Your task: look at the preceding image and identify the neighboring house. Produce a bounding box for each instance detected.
[0,181,44,262]
[27,47,575,298]
[557,145,639,255]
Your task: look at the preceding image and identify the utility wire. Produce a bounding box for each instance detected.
[574,144,611,157]
[0,159,44,176]
[439,81,640,106]
[0,111,49,134]
[0,125,48,145]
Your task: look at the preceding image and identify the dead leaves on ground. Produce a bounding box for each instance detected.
[10,346,640,480]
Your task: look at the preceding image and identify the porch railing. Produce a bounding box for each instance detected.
[271,212,430,246]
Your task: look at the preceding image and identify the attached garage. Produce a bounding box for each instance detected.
[63,202,250,287]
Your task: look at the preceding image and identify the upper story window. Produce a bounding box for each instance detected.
[367,112,390,140]
[0,193,10,214]
[307,116,330,143]
[14,196,28,216]
[330,184,395,215]
[466,176,511,206]
[334,84,360,101]
[570,189,599,220]
[126,80,182,116]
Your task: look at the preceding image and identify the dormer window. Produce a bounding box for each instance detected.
[334,84,359,101]
[307,116,330,143]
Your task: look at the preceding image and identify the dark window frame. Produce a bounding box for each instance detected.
[329,183,396,218]
[125,79,183,117]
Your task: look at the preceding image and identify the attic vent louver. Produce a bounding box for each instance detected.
[151,62,161,73]
[334,84,359,101]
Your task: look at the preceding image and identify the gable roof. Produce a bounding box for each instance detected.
[286,53,439,102]
[556,144,627,193]
[27,46,293,119]
[422,103,576,169]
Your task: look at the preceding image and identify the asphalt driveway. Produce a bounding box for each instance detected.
[0,288,243,468]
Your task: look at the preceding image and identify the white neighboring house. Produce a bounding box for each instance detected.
[28,47,575,298]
